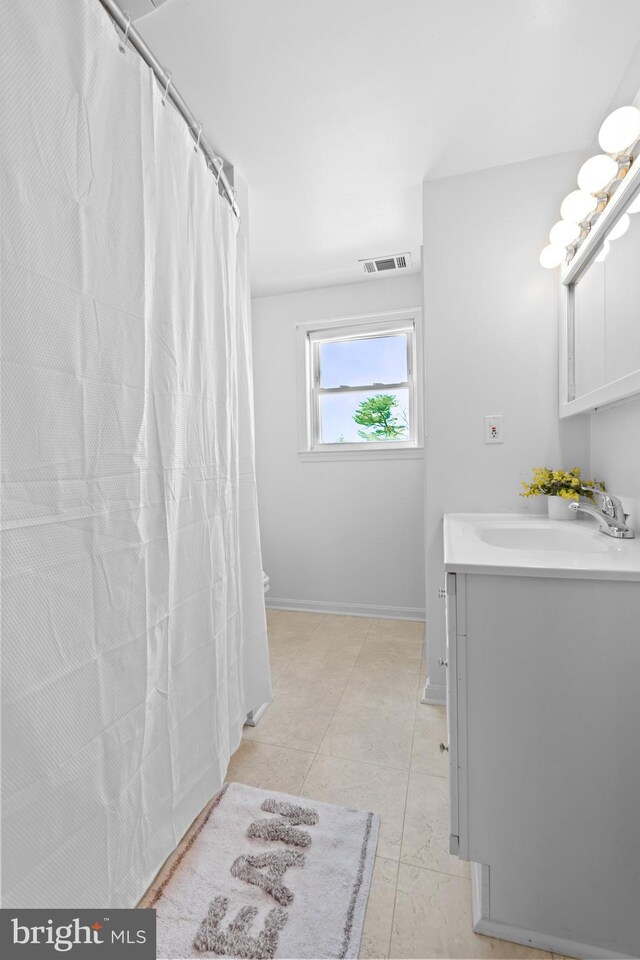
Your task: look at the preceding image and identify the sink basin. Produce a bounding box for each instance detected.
[443,513,640,581]
[477,524,612,554]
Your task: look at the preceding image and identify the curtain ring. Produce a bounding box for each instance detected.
[119,15,132,53]
[161,71,172,106]
[193,123,203,153]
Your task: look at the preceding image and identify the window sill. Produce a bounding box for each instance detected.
[298,447,424,462]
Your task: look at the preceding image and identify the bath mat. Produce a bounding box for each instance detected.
[150,781,380,959]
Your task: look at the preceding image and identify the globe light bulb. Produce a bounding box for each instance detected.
[595,241,610,262]
[549,220,581,247]
[627,193,640,215]
[607,213,630,241]
[598,105,640,155]
[560,190,598,223]
[539,244,566,269]
[577,155,619,195]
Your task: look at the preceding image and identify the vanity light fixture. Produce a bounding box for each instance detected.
[577,154,619,195]
[549,220,581,246]
[560,189,598,223]
[598,105,640,156]
[627,193,640,214]
[540,102,640,268]
[607,212,630,241]
[539,244,566,268]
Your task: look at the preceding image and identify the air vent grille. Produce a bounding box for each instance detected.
[358,252,412,275]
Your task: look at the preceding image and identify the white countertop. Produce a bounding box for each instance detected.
[444,513,640,581]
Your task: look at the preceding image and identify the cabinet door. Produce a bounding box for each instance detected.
[445,572,459,854]
[445,571,468,859]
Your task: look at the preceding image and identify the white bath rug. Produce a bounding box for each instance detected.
[150,781,380,959]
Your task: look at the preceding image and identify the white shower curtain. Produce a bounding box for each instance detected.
[0,0,271,909]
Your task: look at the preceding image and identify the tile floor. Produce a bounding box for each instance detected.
[227,610,563,960]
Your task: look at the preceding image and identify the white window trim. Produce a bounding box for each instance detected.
[296,308,424,461]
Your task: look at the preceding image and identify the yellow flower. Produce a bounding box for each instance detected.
[520,465,603,500]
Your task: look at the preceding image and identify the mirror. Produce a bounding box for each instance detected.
[573,207,640,398]
[559,166,640,417]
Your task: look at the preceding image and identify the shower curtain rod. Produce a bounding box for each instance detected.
[97,0,240,220]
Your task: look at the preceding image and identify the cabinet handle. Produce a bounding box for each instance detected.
[439,742,449,753]
[438,657,448,667]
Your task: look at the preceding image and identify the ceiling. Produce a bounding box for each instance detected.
[134,0,640,297]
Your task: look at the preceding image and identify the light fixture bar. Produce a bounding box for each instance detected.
[539,104,640,271]
[561,156,640,285]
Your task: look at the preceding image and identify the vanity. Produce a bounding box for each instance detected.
[443,513,640,959]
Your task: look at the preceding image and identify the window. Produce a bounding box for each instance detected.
[297,310,422,458]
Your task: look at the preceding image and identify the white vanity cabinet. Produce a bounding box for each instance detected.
[443,514,640,960]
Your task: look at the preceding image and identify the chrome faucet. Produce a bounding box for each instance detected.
[569,487,635,539]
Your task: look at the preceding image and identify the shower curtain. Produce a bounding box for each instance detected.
[0,0,271,908]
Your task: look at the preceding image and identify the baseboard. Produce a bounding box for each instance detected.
[420,676,446,705]
[471,862,636,959]
[265,597,425,622]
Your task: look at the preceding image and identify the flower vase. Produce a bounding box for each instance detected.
[546,495,577,520]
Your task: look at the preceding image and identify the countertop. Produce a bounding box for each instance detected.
[444,513,640,581]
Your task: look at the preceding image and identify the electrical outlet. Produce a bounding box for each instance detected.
[484,415,503,444]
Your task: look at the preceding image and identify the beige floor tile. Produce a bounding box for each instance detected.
[359,857,398,960]
[301,755,409,861]
[411,704,448,777]
[277,653,352,683]
[226,740,314,794]
[274,657,352,705]
[268,618,322,643]
[272,610,325,631]
[268,652,295,683]
[342,667,421,716]
[267,632,313,658]
[314,614,373,639]
[319,702,415,770]
[391,864,553,959]
[352,651,422,681]
[368,618,425,642]
[243,697,335,752]
[401,773,469,879]
[364,633,424,665]
[303,635,365,666]
[266,608,283,627]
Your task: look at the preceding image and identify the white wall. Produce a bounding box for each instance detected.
[422,152,591,703]
[252,275,425,619]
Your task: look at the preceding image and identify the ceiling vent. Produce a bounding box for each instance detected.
[359,252,412,275]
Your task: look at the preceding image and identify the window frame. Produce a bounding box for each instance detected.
[297,308,424,460]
